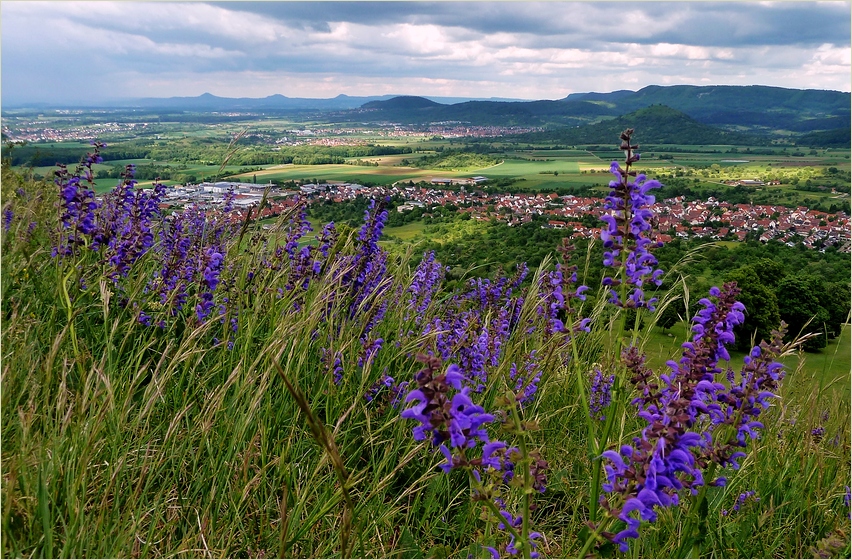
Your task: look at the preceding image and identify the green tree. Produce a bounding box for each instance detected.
[775,274,831,351]
[749,257,787,289]
[725,265,781,351]
[656,299,683,331]
[815,281,850,340]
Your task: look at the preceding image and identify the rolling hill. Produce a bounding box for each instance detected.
[343,85,849,140]
[511,105,764,146]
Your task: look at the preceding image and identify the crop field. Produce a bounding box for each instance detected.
[231,163,433,185]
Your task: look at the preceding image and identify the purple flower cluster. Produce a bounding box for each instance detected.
[52,143,104,257]
[600,282,788,551]
[281,203,317,292]
[306,199,392,354]
[704,321,787,459]
[346,198,390,315]
[407,251,447,321]
[589,369,614,421]
[539,262,589,335]
[364,371,409,410]
[509,351,543,406]
[364,371,395,402]
[401,356,549,559]
[420,269,527,392]
[320,348,344,385]
[401,357,496,473]
[100,165,166,280]
[358,337,384,368]
[3,206,13,233]
[316,221,337,261]
[485,507,544,559]
[721,490,758,516]
[152,210,196,312]
[600,130,664,311]
[44,142,254,337]
[196,246,225,321]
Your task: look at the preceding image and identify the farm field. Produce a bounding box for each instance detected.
[230,163,435,185]
[13,137,849,222]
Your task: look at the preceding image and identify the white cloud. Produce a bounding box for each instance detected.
[1,1,849,104]
[4,1,290,45]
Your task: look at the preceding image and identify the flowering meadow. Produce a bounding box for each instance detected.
[1,129,849,558]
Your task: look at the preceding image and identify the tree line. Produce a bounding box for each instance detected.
[404,213,849,352]
[2,139,413,168]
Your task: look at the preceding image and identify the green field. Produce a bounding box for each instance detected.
[11,129,849,212]
[231,163,435,185]
[382,221,428,242]
[641,322,850,401]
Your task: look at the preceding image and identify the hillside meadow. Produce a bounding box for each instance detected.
[1,134,849,559]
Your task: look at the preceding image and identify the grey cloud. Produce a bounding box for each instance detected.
[1,1,849,105]
[213,2,850,47]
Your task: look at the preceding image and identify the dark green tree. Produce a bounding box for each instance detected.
[725,265,781,351]
[819,282,851,339]
[656,299,683,331]
[655,285,686,331]
[749,257,787,289]
[775,274,831,351]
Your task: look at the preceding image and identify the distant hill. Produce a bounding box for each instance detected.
[6,84,847,146]
[563,90,636,103]
[512,105,764,146]
[345,96,615,126]
[599,85,851,132]
[796,128,851,148]
[11,93,531,112]
[108,93,400,112]
[344,84,849,144]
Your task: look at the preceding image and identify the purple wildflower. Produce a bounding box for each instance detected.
[509,352,543,406]
[358,337,384,368]
[495,509,544,558]
[364,371,409,411]
[401,356,495,472]
[283,203,312,260]
[407,251,446,320]
[590,369,614,421]
[722,490,758,516]
[365,372,395,403]
[600,283,751,551]
[342,198,390,320]
[195,246,225,321]
[100,167,166,280]
[222,187,236,213]
[152,211,195,313]
[52,143,104,257]
[321,348,344,385]
[600,129,664,311]
[703,321,788,464]
[2,206,13,232]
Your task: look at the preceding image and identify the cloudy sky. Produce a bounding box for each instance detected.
[2,1,850,105]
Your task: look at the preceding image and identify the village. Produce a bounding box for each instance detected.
[157,177,850,253]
